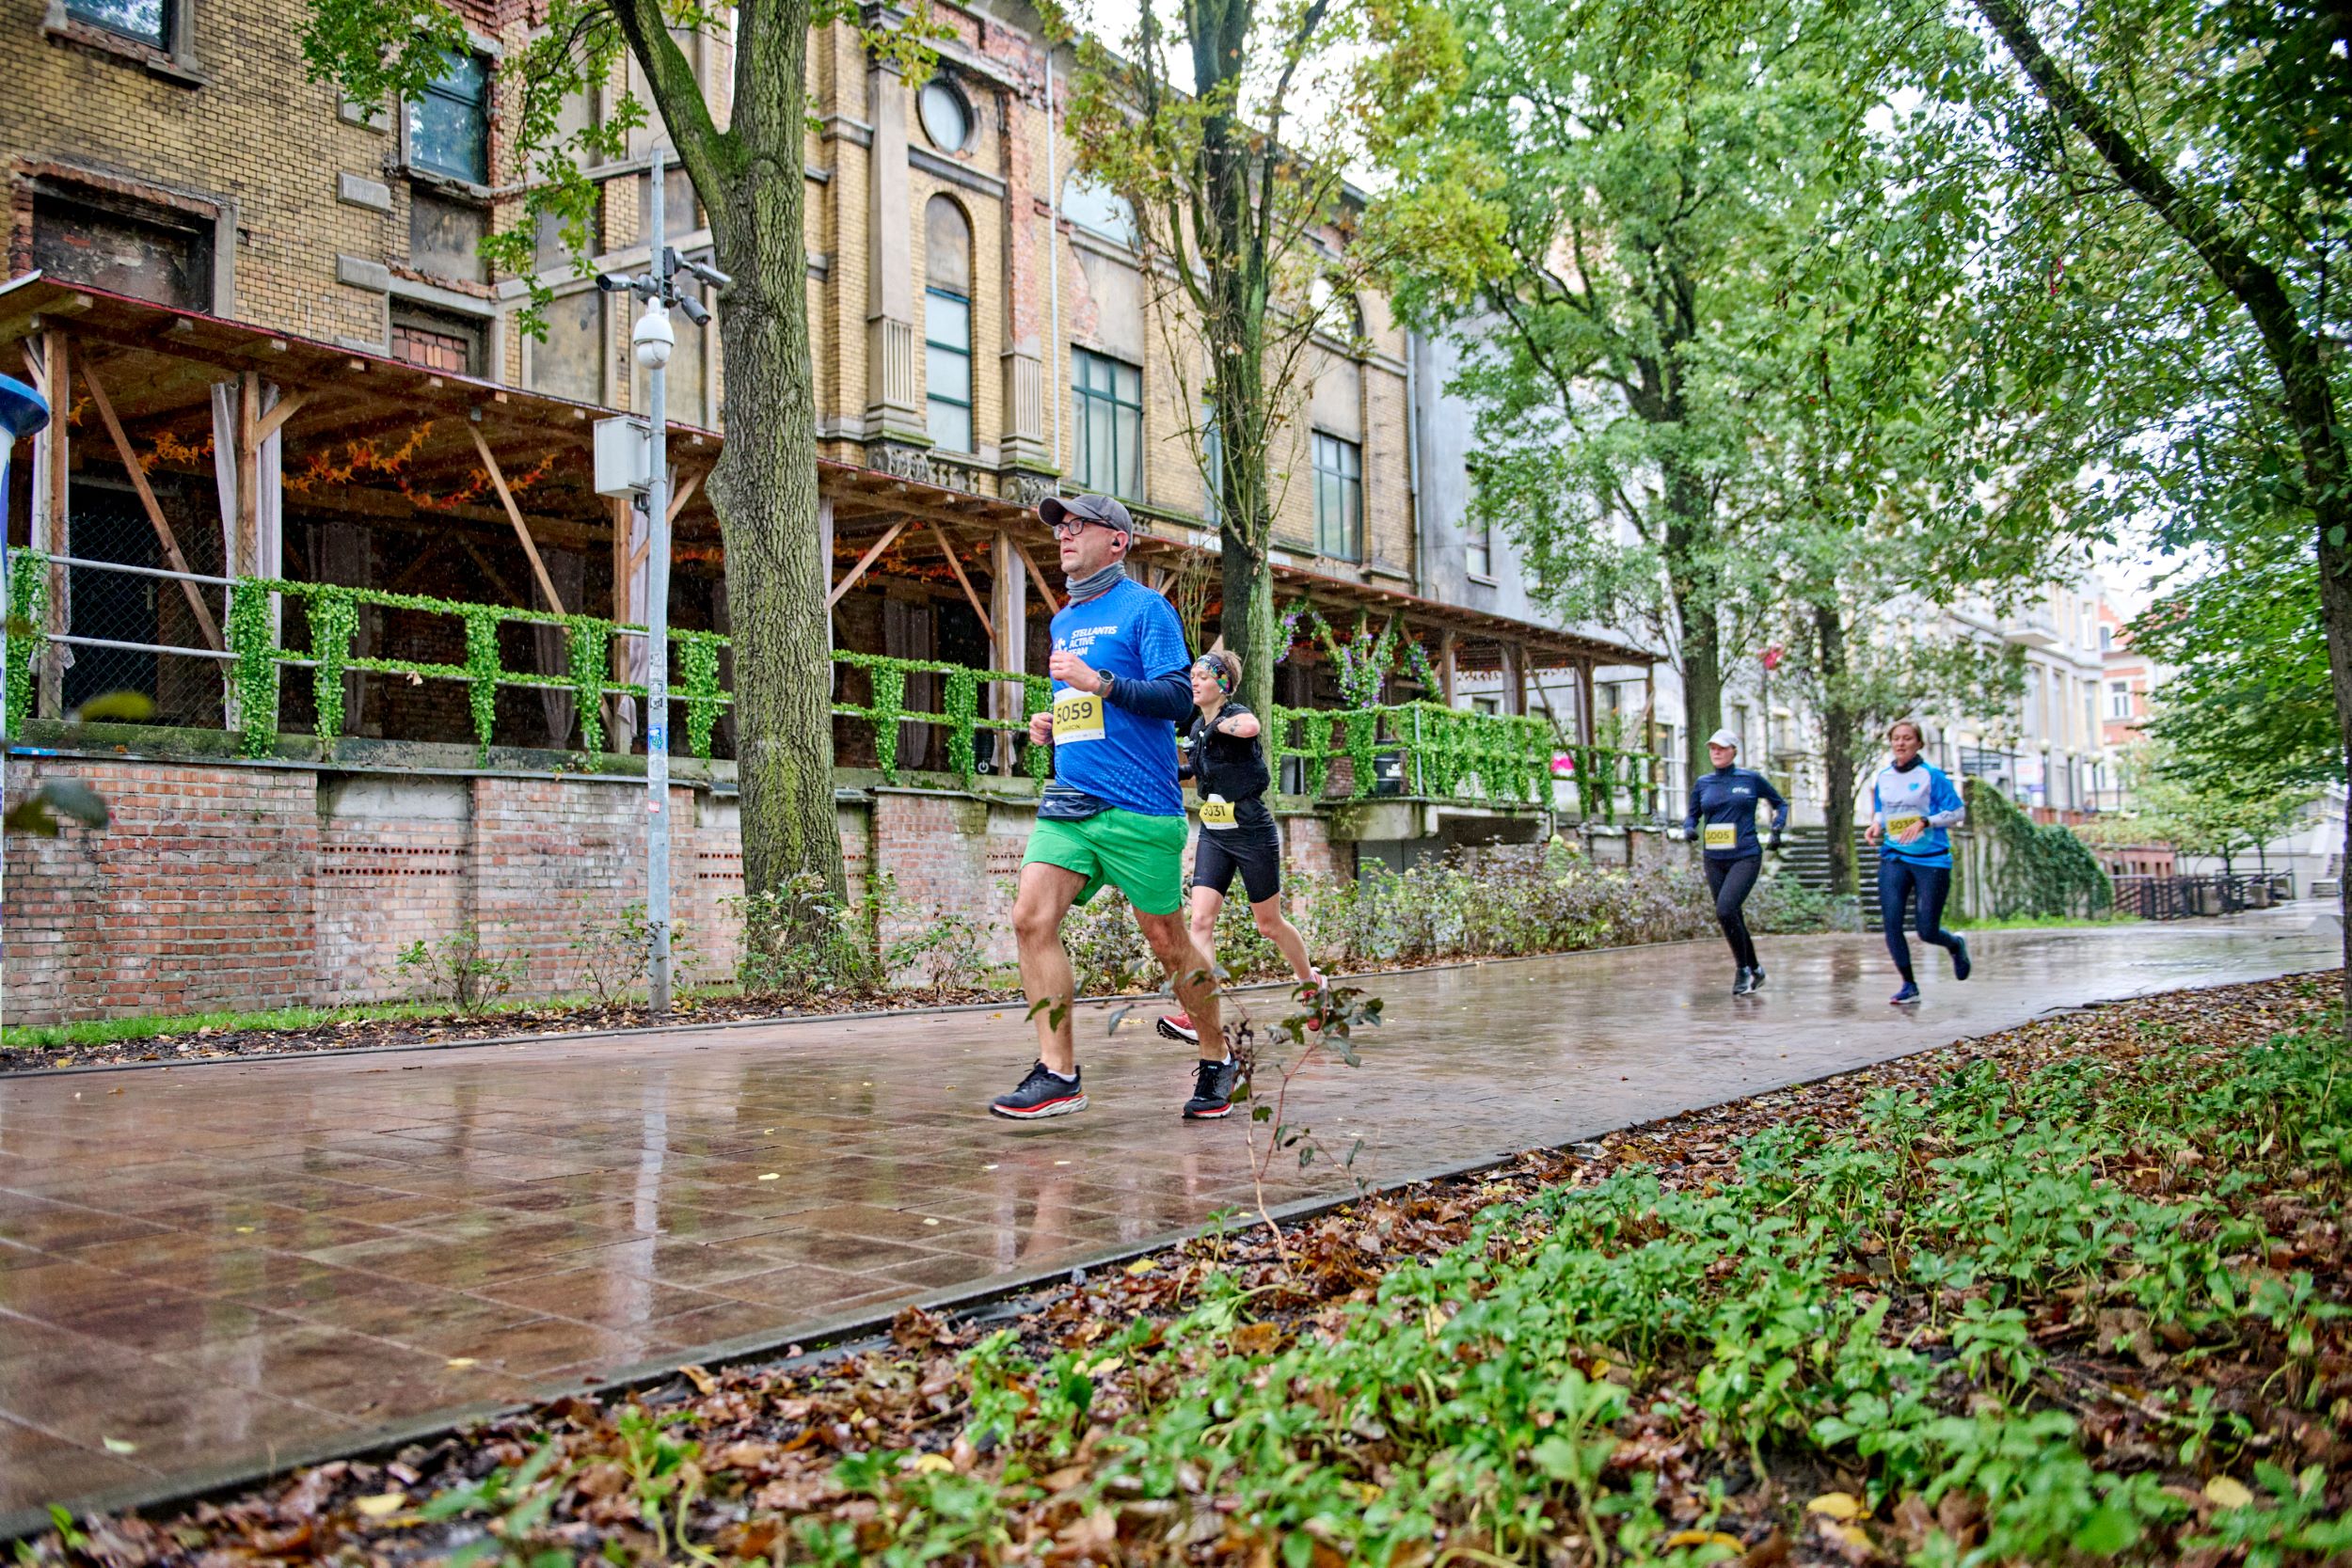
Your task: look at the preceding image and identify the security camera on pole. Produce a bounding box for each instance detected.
[589,147,729,1015]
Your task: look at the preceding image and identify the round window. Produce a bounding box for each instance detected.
[918,79,972,153]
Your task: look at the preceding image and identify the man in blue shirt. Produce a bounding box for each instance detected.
[991,494,1234,1122]
[1866,718,1970,1005]
[1684,728,1789,995]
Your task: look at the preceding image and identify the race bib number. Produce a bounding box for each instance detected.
[1053,691,1104,744]
[1200,798,1238,831]
[1887,814,1925,841]
[1704,824,1739,850]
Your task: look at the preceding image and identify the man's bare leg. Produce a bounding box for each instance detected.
[1012,862,1087,1074]
[1135,908,1223,1060]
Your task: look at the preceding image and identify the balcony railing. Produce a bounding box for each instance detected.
[4,551,1661,814]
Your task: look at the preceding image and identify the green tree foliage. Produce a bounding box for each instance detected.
[1364,0,1883,784]
[2117,741,2320,877]
[1045,0,1391,721]
[1902,0,2351,990]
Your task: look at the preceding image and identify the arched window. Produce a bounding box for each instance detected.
[925,195,975,452]
[1062,174,1136,248]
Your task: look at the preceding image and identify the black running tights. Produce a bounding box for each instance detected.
[1705,855,1761,970]
[1880,857,1961,980]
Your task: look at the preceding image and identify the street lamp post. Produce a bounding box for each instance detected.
[596,148,727,1015]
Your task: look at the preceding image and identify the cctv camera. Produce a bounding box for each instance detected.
[676,295,712,327]
[595,272,633,293]
[683,258,733,291]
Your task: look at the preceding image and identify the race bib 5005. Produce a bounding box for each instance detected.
[1200,798,1237,830]
[1704,824,1739,850]
[1053,691,1104,744]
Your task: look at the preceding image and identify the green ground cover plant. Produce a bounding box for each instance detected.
[30,973,2344,1567]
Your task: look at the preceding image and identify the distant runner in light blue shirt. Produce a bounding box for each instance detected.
[1867,718,1970,1005]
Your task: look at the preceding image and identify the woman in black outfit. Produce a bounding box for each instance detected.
[1683,727,1789,995]
[1157,650,1325,1044]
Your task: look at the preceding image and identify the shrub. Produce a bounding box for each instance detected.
[394,925,525,1014]
[567,897,700,1005]
[1962,778,2113,918]
[734,874,882,1003]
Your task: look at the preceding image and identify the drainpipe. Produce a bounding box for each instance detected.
[1404,328,1424,597]
[1044,45,1063,478]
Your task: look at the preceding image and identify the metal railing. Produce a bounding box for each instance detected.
[2112,872,2295,921]
[6,550,1665,813]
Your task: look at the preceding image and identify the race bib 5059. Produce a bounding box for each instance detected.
[1053,691,1105,744]
[1200,798,1237,830]
[1704,824,1739,850]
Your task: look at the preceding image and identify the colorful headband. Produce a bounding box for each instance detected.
[1194,657,1233,694]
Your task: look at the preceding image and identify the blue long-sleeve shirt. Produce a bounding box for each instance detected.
[1685,767,1789,862]
[1871,758,1964,867]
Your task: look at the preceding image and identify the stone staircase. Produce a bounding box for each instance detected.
[1773,824,1874,893]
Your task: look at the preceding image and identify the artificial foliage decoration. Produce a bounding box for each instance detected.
[6,550,47,737]
[1405,636,1442,695]
[567,617,611,753]
[306,589,359,744]
[1961,777,2113,918]
[227,582,280,758]
[942,666,979,784]
[833,652,1039,788]
[863,657,905,783]
[461,608,501,759]
[676,632,724,761]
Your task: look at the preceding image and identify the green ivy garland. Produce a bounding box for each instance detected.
[461,608,501,760]
[943,667,979,785]
[866,659,905,783]
[228,583,280,758]
[6,549,47,737]
[1342,707,1381,796]
[1025,676,1053,782]
[307,589,358,744]
[677,631,723,762]
[568,617,612,753]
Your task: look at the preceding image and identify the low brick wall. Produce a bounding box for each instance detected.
[4,752,1353,1023]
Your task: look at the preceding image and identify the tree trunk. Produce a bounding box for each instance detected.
[1219,524,1277,726]
[1663,460,1724,788]
[703,0,845,955]
[1970,0,2352,1013]
[1815,597,1858,896]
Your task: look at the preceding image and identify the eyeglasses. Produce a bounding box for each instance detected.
[1048,519,1090,539]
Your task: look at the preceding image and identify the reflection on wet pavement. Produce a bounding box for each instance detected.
[1,910,2337,1518]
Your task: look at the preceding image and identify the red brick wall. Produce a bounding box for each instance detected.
[4,756,1368,1022]
[6,759,318,1021]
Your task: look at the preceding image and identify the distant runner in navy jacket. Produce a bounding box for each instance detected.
[1683,728,1789,996]
[1866,718,1971,1006]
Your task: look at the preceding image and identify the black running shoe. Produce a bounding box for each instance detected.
[1183,1055,1242,1119]
[1749,965,1766,991]
[1732,967,1756,996]
[1951,935,1972,981]
[989,1062,1087,1119]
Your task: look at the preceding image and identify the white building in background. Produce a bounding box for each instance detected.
[1912,578,2110,822]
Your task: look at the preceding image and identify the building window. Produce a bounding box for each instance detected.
[1312,431,1362,562]
[2106,680,2131,720]
[926,290,973,451]
[390,304,483,375]
[1063,175,1136,248]
[918,78,972,153]
[925,196,974,453]
[2098,623,2114,651]
[410,189,486,283]
[410,51,490,184]
[30,184,212,309]
[528,289,605,404]
[65,0,167,47]
[1073,348,1142,498]
[1465,515,1491,578]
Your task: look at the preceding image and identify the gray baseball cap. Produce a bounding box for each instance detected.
[1707,728,1740,750]
[1039,493,1134,533]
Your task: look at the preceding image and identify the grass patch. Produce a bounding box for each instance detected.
[0,999,486,1052]
[1947,911,2141,931]
[37,974,2351,1567]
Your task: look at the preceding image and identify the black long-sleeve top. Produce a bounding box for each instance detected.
[1683,766,1789,862]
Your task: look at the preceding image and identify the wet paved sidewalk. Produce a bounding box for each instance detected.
[2,910,2339,1521]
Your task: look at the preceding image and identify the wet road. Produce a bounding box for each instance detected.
[1,909,2338,1522]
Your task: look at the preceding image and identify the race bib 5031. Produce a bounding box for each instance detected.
[1200,798,1237,830]
[1704,824,1739,850]
[1053,691,1105,744]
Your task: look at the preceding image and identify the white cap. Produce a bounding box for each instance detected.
[1707,728,1740,751]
